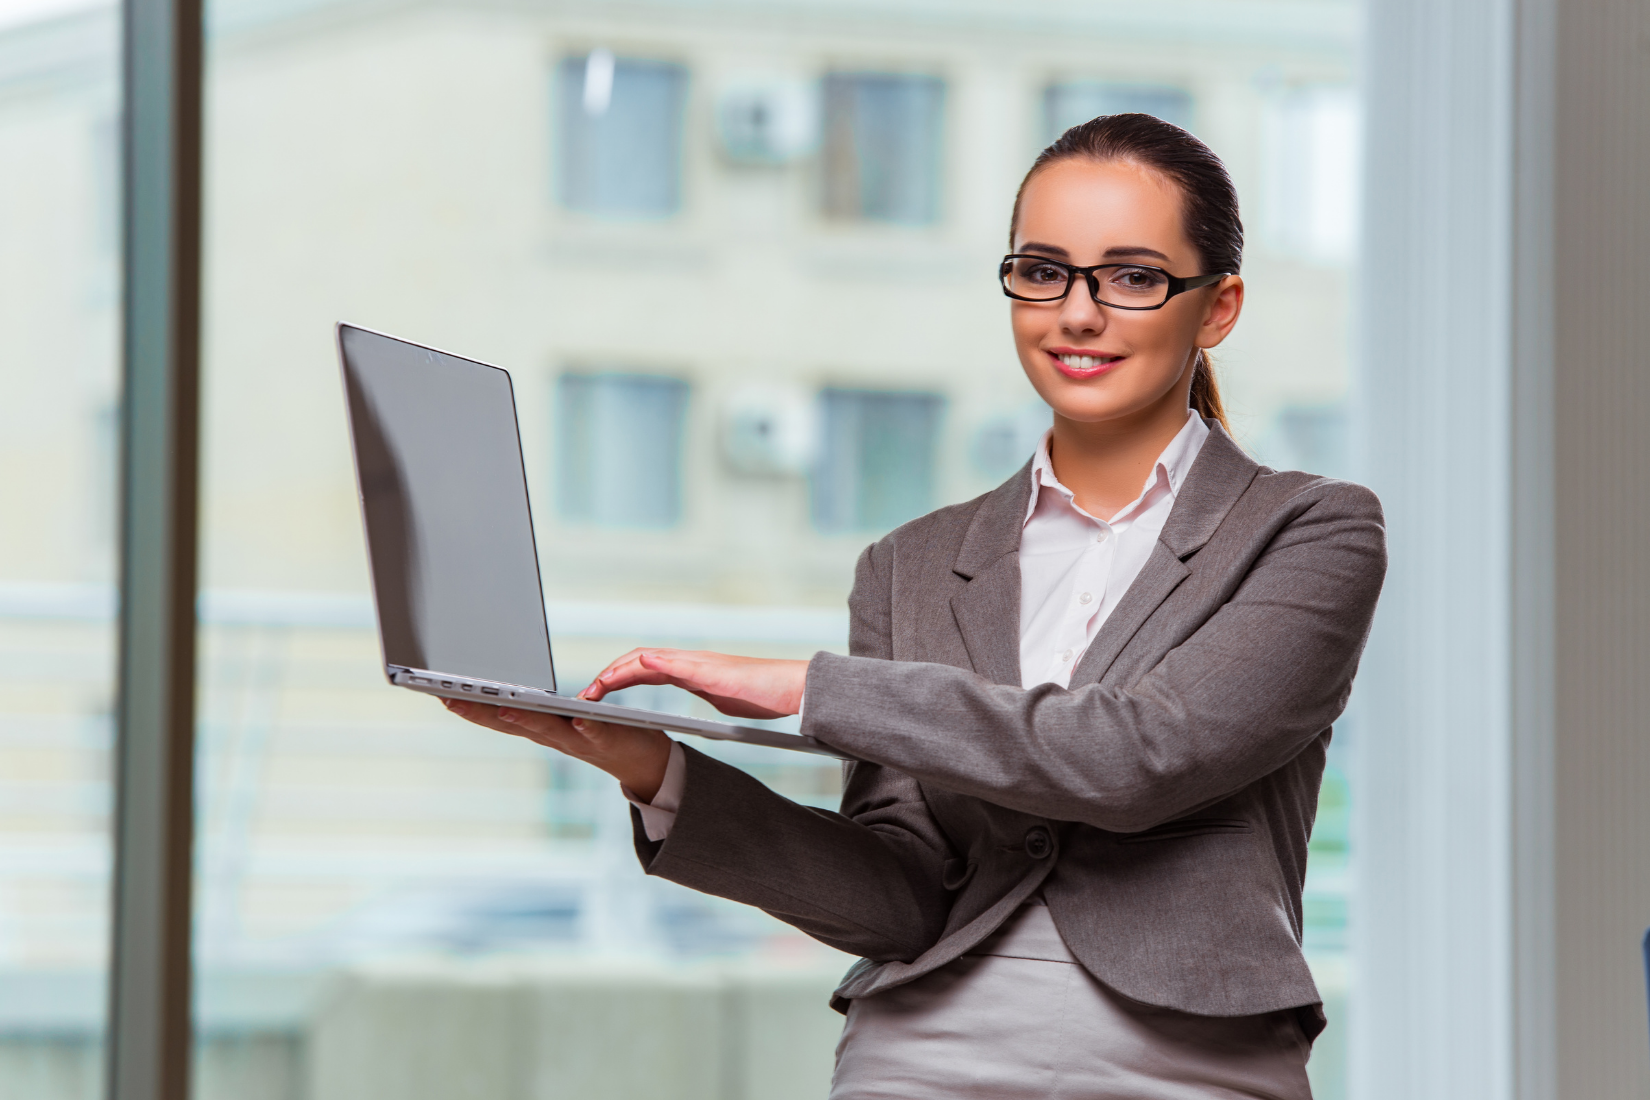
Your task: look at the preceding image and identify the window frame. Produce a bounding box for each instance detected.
[108,0,205,1097]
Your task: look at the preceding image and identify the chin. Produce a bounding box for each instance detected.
[1050,405,1130,425]
[1053,384,1176,426]
[1032,368,1182,425]
[1031,379,1116,416]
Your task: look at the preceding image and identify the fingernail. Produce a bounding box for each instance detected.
[571,719,586,732]
[497,709,518,723]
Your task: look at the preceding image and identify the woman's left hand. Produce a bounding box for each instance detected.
[580,649,808,720]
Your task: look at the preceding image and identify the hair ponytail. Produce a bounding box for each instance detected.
[1189,349,1230,432]
[1011,114,1240,436]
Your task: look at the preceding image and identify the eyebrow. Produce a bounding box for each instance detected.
[1018,242,1173,263]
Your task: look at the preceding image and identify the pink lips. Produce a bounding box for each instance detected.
[1046,349,1124,380]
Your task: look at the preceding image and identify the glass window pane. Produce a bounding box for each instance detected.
[557,54,686,217]
[0,2,119,1091]
[556,372,688,528]
[823,73,944,224]
[1261,85,1360,263]
[812,389,945,533]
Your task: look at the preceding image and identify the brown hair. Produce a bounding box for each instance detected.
[1010,113,1241,431]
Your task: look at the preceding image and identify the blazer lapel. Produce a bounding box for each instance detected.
[1069,423,1260,687]
[1155,424,1259,560]
[947,460,1033,687]
[951,554,1022,685]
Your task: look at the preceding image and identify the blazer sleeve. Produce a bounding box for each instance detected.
[800,481,1387,833]
[629,540,958,962]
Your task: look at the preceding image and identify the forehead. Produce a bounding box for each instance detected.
[1013,158,1193,260]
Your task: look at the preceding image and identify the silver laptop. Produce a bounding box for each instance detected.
[336,323,846,759]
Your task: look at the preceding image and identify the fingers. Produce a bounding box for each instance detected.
[441,698,512,732]
[581,648,689,700]
[587,650,806,720]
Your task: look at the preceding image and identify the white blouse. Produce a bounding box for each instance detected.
[1017,411,1207,687]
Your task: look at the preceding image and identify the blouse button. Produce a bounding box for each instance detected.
[1078,591,1093,605]
[1061,649,1074,662]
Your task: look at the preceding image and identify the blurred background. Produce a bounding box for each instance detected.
[0,0,1360,1095]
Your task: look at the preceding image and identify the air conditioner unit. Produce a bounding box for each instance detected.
[716,79,819,165]
[720,385,818,475]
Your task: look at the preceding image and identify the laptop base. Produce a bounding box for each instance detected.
[390,667,851,759]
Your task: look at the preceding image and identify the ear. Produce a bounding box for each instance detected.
[1195,275,1245,349]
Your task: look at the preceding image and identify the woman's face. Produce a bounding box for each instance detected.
[1009,158,1243,428]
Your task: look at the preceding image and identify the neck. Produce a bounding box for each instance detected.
[1047,393,1195,520]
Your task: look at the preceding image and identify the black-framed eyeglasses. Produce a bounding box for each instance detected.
[999,254,1229,310]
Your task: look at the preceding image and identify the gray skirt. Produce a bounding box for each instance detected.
[830,901,1314,1100]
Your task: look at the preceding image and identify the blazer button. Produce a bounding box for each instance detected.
[1024,826,1053,860]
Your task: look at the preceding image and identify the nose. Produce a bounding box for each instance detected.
[1056,278,1108,338]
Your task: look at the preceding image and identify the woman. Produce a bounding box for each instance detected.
[447,114,1386,1098]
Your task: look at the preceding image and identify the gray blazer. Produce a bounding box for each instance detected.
[632,423,1386,1036]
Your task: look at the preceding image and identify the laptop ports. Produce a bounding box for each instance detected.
[481,686,500,696]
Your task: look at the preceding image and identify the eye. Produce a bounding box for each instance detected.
[1020,262,1066,284]
[1108,266,1167,291]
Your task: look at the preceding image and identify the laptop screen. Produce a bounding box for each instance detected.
[338,324,557,692]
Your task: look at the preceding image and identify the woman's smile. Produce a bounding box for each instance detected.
[1047,346,1126,378]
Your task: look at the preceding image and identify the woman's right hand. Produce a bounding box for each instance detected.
[441,698,673,802]
[580,648,807,719]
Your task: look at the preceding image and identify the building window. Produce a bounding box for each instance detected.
[556,51,687,217]
[811,388,945,532]
[1043,81,1194,143]
[556,373,689,528]
[822,73,945,225]
[1261,85,1359,263]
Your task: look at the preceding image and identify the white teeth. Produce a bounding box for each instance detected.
[1059,354,1107,369]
